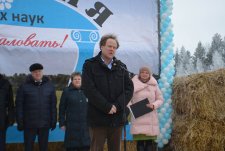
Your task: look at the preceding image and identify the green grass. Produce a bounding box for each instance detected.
[56,90,62,114]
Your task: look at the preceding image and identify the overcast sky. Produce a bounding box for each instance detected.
[172,0,225,54]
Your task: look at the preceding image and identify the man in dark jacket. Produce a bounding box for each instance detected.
[82,34,134,151]
[0,74,15,151]
[16,63,57,151]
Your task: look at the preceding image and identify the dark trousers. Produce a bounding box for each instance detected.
[89,126,122,151]
[137,140,158,151]
[0,129,6,151]
[24,127,49,151]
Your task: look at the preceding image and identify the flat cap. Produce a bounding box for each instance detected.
[29,63,43,72]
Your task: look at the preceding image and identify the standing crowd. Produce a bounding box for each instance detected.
[0,34,163,151]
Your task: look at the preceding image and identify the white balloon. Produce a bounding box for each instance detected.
[160,73,166,78]
[161,14,167,20]
[170,60,175,66]
[169,63,174,68]
[165,122,170,129]
[163,67,169,73]
[168,44,173,50]
[164,82,170,88]
[168,118,172,124]
[162,78,168,84]
[161,74,167,80]
[164,102,170,108]
[161,128,166,133]
[160,88,166,94]
[165,49,170,55]
[161,107,166,114]
[167,99,172,104]
[161,37,166,43]
[161,55,166,62]
[158,113,163,119]
[162,139,169,144]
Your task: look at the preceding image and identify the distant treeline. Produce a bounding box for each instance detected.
[5,73,70,92]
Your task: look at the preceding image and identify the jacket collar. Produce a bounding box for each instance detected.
[68,83,82,90]
[94,51,118,70]
[26,75,49,85]
[133,75,157,86]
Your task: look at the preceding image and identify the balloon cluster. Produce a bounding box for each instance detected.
[156,0,175,148]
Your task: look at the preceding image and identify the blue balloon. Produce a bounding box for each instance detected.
[164,133,171,139]
[160,117,167,125]
[167,128,172,133]
[167,55,173,61]
[161,45,166,52]
[169,79,174,84]
[159,83,163,88]
[167,88,172,94]
[164,93,170,100]
[168,108,173,114]
[161,63,167,70]
[165,112,170,119]
[158,142,164,148]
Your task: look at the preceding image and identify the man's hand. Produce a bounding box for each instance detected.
[51,124,56,131]
[108,105,117,114]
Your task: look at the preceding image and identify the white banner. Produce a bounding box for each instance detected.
[0,0,159,75]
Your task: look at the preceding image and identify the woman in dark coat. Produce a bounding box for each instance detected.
[59,72,90,151]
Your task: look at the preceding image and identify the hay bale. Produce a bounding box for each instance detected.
[172,69,225,151]
[173,69,225,122]
[172,117,225,151]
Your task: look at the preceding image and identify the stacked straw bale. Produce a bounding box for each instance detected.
[172,69,225,151]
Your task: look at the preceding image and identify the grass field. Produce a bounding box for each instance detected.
[56,90,62,110]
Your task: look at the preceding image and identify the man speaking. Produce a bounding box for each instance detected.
[82,34,134,151]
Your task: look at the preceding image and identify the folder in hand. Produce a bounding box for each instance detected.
[129,98,153,119]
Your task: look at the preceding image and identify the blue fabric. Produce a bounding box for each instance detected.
[6,123,133,143]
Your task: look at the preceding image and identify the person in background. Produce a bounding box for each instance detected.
[82,34,134,151]
[128,67,163,151]
[16,63,57,151]
[59,72,90,151]
[0,74,15,151]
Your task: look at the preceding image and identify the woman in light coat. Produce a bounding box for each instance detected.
[128,67,163,151]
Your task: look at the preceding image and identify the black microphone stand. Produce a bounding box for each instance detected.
[122,68,127,151]
[115,60,134,151]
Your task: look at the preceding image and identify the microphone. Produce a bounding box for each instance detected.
[113,58,122,66]
[113,58,135,78]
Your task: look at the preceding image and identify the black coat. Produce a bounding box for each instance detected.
[82,52,134,127]
[0,75,15,130]
[16,75,57,129]
[59,85,90,148]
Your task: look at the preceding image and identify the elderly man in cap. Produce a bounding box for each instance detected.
[16,63,57,151]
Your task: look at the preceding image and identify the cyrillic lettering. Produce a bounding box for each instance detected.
[85,2,113,27]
